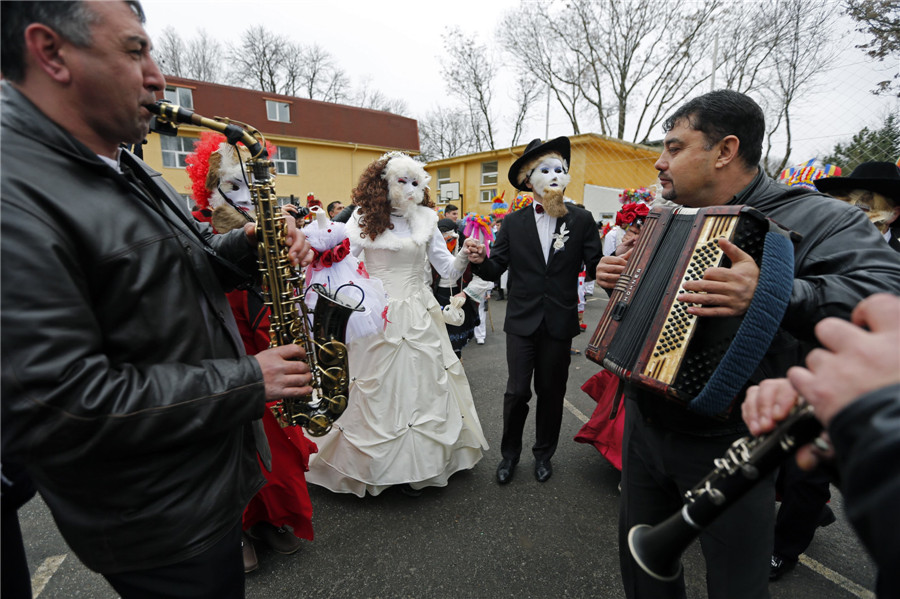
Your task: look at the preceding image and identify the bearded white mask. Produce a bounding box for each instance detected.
[382,153,431,216]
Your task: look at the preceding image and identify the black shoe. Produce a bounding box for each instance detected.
[769,554,797,581]
[535,459,552,483]
[496,458,518,484]
[400,483,423,497]
[817,504,836,528]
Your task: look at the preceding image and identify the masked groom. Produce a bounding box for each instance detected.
[464,137,603,484]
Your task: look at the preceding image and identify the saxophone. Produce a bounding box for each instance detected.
[146,100,359,437]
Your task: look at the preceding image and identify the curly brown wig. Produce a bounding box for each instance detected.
[351,156,434,241]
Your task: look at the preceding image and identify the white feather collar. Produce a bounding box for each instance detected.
[346,205,437,251]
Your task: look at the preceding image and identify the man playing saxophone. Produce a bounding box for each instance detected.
[1,2,313,598]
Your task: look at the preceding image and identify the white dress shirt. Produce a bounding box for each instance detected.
[534,202,558,264]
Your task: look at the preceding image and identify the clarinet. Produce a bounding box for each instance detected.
[628,403,824,581]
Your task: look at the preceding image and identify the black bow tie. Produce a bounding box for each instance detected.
[534,203,544,214]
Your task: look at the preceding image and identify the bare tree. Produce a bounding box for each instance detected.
[226,29,348,102]
[846,0,900,95]
[228,25,286,93]
[499,5,587,135]
[441,27,498,151]
[290,44,349,102]
[184,30,223,84]
[353,77,410,115]
[499,0,719,143]
[418,107,478,161]
[151,26,186,77]
[509,73,543,147]
[760,0,839,174]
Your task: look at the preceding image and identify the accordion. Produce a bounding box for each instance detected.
[586,205,794,417]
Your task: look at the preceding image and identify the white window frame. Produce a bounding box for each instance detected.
[266,100,291,123]
[160,135,195,168]
[273,146,297,176]
[164,86,193,109]
[480,188,497,203]
[436,168,451,188]
[481,161,498,186]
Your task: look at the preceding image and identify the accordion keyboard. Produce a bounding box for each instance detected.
[642,216,739,385]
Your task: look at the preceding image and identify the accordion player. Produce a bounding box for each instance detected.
[586,205,795,418]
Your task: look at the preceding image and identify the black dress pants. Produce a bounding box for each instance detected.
[618,399,774,599]
[501,320,572,462]
[103,522,244,599]
[774,458,833,560]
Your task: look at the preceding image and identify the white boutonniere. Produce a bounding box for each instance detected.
[552,223,569,251]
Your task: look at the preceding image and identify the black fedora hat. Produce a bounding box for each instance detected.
[508,137,571,191]
[814,161,900,200]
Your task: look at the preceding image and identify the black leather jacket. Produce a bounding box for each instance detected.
[632,170,900,434]
[0,82,267,573]
[830,384,900,597]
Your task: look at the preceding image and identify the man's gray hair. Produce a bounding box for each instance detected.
[1,1,146,83]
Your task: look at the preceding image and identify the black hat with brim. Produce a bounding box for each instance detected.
[508,137,571,191]
[814,161,900,201]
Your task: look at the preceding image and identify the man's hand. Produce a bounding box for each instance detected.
[283,214,314,267]
[244,216,314,267]
[743,378,800,437]
[742,379,831,471]
[254,344,314,400]
[787,293,900,428]
[463,237,486,264]
[596,249,631,289]
[678,238,759,317]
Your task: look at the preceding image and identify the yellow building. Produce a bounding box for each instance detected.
[425,134,661,220]
[142,77,420,207]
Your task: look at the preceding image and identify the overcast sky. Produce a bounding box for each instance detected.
[141,0,899,164]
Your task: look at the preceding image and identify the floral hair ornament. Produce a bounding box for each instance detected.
[615,202,650,228]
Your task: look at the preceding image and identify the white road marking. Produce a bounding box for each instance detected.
[564,398,589,424]
[799,554,876,599]
[31,554,66,597]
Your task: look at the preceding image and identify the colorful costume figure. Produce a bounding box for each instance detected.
[186,132,316,570]
[301,210,388,344]
[306,152,488,496]
[432,218,491,356]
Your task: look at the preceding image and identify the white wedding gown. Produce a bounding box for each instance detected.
[306,207,488,496]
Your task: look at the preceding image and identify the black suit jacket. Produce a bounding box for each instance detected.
[473,203,602,340]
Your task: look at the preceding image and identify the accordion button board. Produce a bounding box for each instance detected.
[642,217,738,385]
[586,205,770,411]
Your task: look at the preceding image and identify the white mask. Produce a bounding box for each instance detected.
[383,154,430,211]
[219,177,253,212]
[528,157,570,199]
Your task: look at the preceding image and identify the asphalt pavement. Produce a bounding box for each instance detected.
[19,292,878,598]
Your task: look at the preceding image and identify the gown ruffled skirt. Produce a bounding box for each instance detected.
[306,234,488,497]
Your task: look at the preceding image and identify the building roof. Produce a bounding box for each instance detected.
[425,133,658,167]
[163,76,420,152]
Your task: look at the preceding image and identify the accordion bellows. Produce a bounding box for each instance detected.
[586,205,794,418]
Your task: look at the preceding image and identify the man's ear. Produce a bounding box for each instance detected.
[716,135,740,169]
[23,23,72,83]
